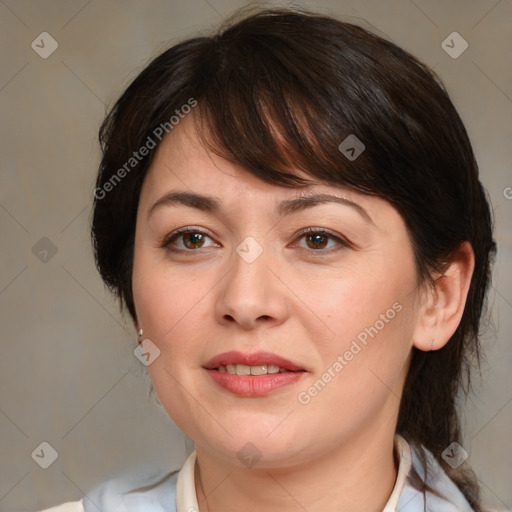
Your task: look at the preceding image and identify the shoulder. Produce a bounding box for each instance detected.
[39,466,180,512]
[83,465,180,512]
[398,441,475,512]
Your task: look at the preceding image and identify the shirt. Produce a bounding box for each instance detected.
[38,435,478,512]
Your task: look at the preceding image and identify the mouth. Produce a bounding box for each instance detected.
[214,363,302,375]
[203,351,307,396]
[202,350,307,373]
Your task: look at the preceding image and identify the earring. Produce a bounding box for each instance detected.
[138,328,143,340]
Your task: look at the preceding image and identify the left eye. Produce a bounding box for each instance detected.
[292,228,349,252]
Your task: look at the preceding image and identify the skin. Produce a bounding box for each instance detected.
[131,113,474,512]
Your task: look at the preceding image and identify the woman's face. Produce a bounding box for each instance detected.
[132,114,423,468]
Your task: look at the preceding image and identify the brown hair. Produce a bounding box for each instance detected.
[91,7,496,509]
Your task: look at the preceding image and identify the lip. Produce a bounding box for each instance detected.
[205,369,306,396]
[202,351,308,397]
[202,350,306,372]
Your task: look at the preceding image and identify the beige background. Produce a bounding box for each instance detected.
[0,0,511,510]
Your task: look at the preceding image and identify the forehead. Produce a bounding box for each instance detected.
[144,113,344,198]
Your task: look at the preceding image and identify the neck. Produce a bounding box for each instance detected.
[194,426,398,512]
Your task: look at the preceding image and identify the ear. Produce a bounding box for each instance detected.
[412,241,475,352]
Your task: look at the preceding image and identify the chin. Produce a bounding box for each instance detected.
[195,428,310,467]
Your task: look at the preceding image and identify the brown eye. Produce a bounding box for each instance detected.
[181,232,206,249]
[294,228,351,254]
[161,228,217,254]
[305,232,329,250]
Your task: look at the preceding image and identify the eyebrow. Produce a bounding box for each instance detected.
[147,191,375,225]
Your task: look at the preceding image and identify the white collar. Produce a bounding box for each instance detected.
[176,434,412,512]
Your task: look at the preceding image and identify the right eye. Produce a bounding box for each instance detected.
[160,227,219,254]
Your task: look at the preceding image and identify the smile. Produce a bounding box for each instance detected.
[217,363,293,375]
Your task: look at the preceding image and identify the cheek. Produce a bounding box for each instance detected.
[304,261,411,349]
[302,261,416,400]
[132,247,210,341]
[132,256,211,434]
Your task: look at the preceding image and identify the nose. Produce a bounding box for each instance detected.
[215,241,289,330]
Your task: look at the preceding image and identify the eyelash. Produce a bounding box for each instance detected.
[159,226,351,256]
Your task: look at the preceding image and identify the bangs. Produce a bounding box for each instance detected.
[189,29,381,194]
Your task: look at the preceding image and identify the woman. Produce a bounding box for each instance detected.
[43,6,497,512]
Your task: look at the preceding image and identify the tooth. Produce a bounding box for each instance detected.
[250,365,268,376]
[221,364,289,375]
[236,364,251,376]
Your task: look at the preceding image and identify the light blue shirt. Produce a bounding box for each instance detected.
[42,436,477,512]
